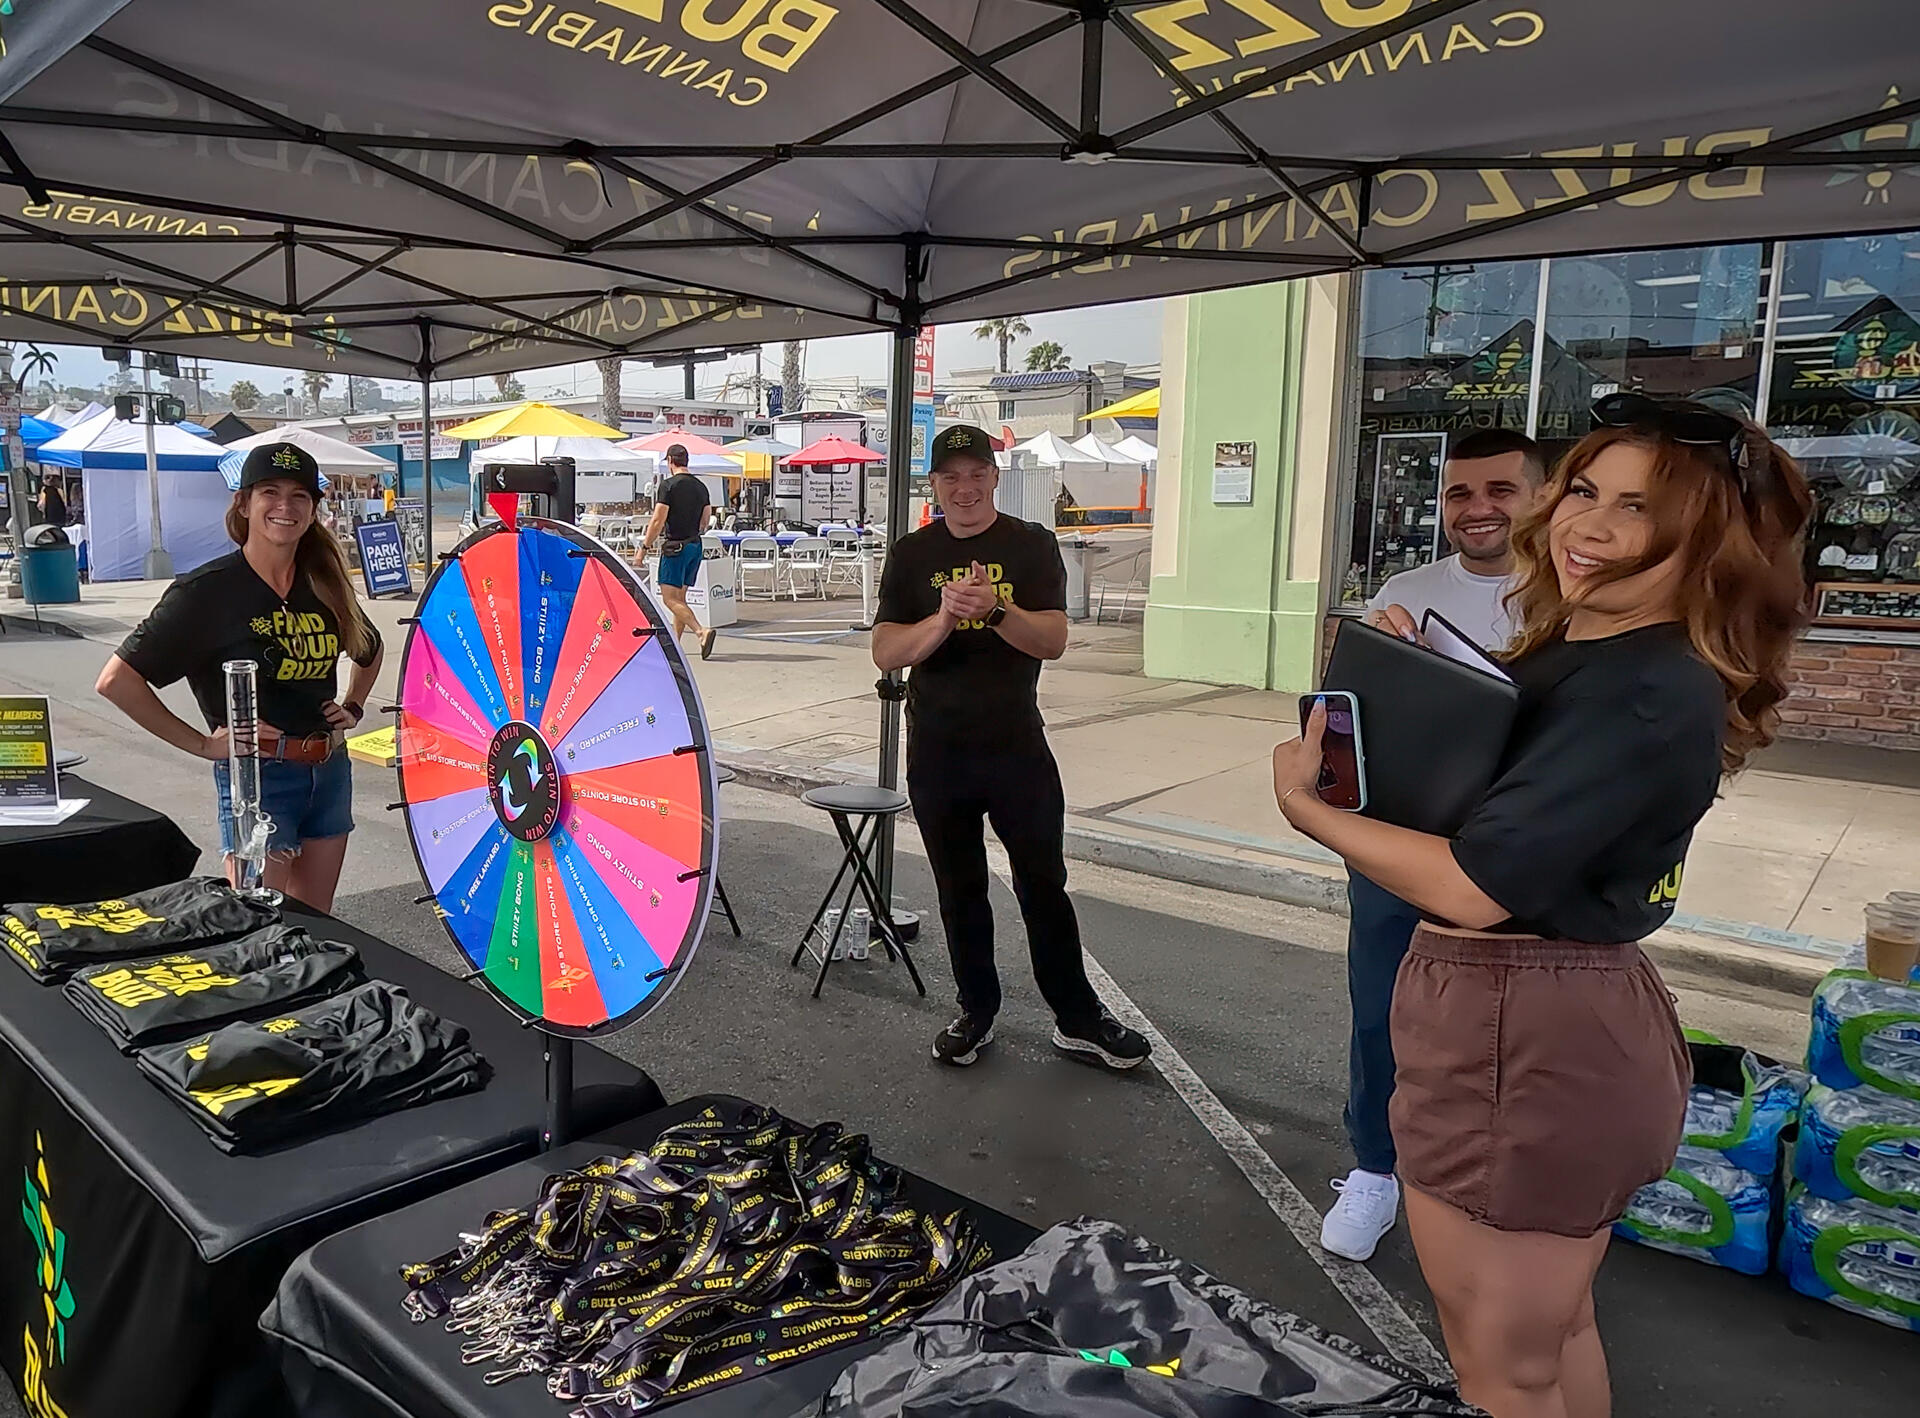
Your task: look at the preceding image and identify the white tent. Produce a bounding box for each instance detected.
[1113,436,1159,468]
[1071,432,1144,468]
[224,424,396,477]
[1018,431,1142,510]
[38,411,230,581]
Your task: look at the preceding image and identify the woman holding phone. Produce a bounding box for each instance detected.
[1272,395,1810,1418]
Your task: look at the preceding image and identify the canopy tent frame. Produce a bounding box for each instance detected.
[0,5,1915,382]
[2,0,1918,922]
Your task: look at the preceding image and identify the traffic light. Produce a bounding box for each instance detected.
[113,395,137,421]
[153,396,186,425]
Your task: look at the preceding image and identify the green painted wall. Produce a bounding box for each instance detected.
[1144,282,1320,691]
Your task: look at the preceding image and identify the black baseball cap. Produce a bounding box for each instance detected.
[240,442,321,498]
[665,442,690,466]
[930,424,996,472]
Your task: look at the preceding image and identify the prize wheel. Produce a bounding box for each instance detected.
[395,517,717,1036]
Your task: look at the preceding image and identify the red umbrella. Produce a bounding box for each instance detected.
[783,436,885,465]
[619,428,735,458]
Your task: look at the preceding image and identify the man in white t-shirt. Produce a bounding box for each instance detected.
[1322,427,1546,1263]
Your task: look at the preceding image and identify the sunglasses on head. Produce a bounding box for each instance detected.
[1590,391,1754,492]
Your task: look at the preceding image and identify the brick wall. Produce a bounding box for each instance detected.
[1779,640,1920,750]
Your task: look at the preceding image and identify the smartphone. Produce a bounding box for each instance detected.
[1300,690,1367,811]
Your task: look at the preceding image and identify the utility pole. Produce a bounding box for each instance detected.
[140,354,171,580]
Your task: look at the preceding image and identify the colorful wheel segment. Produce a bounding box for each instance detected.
[395,518,716,1036]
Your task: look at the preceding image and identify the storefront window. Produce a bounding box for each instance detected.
[1766,232,1920,628]
[1534,244,1766,469]
[1340,261,1539,605]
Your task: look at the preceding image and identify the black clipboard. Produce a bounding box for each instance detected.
[1320,619,1520,836]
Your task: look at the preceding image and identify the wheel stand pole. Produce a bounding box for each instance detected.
[542,1033,574,1150]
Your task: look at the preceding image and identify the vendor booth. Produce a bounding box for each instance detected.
[35,411,229,582]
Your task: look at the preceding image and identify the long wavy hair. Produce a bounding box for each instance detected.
[225,490,376,663]
[1504,420,1812,776]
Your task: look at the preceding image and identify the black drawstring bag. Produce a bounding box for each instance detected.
[802,1218,1481,1418]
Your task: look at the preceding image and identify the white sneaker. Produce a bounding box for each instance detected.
[1320,1169,1399,1262]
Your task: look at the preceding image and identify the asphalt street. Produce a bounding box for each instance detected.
[2,626,1916,1417]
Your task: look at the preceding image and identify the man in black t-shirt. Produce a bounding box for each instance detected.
[639,443,718,660]
[874,425,1148,1072]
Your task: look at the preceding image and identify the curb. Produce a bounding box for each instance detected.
[1,610,84,639]
[716,749,1827,997]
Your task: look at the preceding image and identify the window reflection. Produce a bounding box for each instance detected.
[1342,261,1538,605]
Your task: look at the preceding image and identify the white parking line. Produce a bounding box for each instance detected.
[976,845,1449,1377]
[1080,952,1450,1377]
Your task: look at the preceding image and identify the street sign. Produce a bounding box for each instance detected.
[353,515,413,598]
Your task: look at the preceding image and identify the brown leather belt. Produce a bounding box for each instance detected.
[270,732,335,766]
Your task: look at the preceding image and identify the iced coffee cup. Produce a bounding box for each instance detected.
[1864,901,1920,983]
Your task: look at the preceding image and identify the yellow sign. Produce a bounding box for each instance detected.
[346,725,397,768]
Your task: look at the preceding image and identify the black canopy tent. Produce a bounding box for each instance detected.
[1,0,1916,896]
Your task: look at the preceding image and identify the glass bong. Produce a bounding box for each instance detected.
[222,659,282,905]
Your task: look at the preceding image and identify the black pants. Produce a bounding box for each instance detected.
[906,732,1102,1029]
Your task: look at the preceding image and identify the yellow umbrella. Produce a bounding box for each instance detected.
[1083,386,1160,421]
[439,401,625,441]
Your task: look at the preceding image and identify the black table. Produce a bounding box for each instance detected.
[0,773,199,901]
[0,901,664,1418]
[263,1095,1040,1418]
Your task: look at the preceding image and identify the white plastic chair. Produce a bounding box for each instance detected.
[701,531,729,562]
[597,515,631,552]
[784,536,829,599]
[735,533,781,599]
[824,530,864,590]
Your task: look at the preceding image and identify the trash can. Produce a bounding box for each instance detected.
[19,524,80,605]
[1058,535,1094,621]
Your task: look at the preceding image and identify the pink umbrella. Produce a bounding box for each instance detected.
[784,436,884,465]
[618,428,735,458]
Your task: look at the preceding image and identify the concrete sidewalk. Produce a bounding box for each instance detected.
[11,575,1918,977]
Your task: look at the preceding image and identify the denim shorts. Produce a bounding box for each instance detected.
[213,750,354,856]
[657,541,704,588]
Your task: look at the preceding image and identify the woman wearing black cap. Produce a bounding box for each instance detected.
[97,442,383,911]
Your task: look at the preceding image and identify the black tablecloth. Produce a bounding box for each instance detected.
[0,901,664,1418]
[262,1095,1041,1418]
[0,773,199,901]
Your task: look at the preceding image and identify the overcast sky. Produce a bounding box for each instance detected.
[22,298,1165,406]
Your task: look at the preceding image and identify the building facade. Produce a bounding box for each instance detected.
[1149,230,1920,749]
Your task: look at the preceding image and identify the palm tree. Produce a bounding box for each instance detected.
[781,341,803,416]
[16,344,57,399]
[492,373,526,403]
[1023,340,1070,372]
[596,356,623,431]
[300,370,332,414]
[229,380,262,411]
[973,317,1031,373]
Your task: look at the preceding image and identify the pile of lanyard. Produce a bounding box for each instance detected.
[400,1106,991,1416]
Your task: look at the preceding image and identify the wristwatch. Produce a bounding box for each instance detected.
[983,603,1007,629]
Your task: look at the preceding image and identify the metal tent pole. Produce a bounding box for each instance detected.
[873,311,917,924]
[417,319,436,566]
[140,355,173,580]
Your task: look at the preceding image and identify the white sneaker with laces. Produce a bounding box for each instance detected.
[1319,1169,1399,1262]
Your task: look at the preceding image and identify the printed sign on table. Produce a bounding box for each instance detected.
[353,516,413,598]
[0,696,57,805]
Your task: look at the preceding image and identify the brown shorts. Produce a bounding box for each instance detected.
[1388,925,1690,1238]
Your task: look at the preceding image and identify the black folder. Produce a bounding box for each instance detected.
[1320,619,1520,836]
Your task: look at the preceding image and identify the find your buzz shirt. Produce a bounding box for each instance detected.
[117,550,382,738]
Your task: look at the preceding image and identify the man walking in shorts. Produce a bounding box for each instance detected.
[1321,428,1544,1261]
[640,443,718,660]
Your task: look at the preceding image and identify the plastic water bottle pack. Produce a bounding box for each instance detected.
[1778,1186,1920,1332]
[1614,1145,1774,1275]
[1680,1045,1807,1175]
[1794,1084,1920,1213]
[1808,970,1920,1102]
